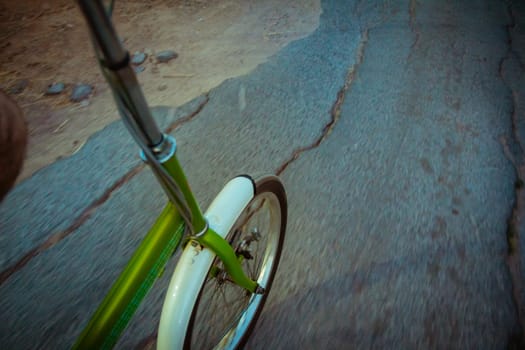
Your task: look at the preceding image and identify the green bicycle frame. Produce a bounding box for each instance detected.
[74,0,258,348]
[73,156,257,349]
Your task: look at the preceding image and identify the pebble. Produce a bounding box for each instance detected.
[9,79,29,94]
[158,84,167,91]
[134,66,145,74]
[45,82,65,95]
[70,84,93,102]
[156,50,178,63]
[131,51,146,65]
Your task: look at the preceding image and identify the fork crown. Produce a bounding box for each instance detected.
[140,134,177,163]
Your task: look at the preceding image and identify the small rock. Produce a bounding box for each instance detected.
[9,79,29,94]
[134,66,145,74]
[80,100,90,107]
[70,84,93,102]
[45,82,65,95]
[144,48,153,55]
[158,84,167,91]
[156,50,178,63]
[131,51,146,65]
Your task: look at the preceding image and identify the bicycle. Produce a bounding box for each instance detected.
[72,1,287,349]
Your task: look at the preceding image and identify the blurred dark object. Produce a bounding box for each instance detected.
[0,90,28,202]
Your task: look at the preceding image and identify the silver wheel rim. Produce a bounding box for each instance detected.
[189,191,282,350]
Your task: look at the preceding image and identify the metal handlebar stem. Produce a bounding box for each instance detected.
[76,0,207,235]
[76,0,162,147]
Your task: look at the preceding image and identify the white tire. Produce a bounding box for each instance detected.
[157,176,255,350]
[157,175,287,350]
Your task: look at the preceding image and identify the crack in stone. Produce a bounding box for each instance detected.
[408,0,417,25]
[163,94,210,134]
[0,164,144,286]
[506,2,525,71]
[408,0,420,56]
[502,133,525,339]
[507,188,525,348]
[0,94,210,286]
[499,0,525,345]
[275,29,369,176]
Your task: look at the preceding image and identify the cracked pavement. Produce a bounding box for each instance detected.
[1,0,525,348]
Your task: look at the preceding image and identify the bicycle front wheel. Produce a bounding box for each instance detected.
[185,176,287,350]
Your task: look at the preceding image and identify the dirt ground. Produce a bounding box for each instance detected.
[0,0,320,181]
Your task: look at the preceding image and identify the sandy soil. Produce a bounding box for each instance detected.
[0,0,320,181]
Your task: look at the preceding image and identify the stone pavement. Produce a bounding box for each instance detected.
[1,0,524,348]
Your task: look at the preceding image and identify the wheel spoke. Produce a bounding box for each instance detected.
[186,178,286,349]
